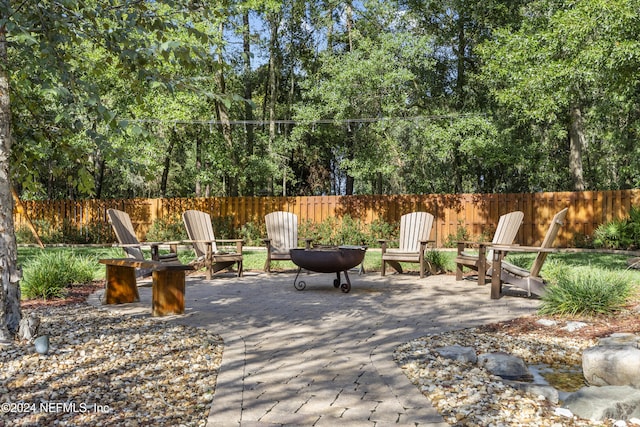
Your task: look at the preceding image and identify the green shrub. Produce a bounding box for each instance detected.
[592,205,640,250]
[146,217,187,242]
[593,219,631,249]
[538,266,636,317]
[425,249,453,273]
[239,221,265,246]
[15,225,38,244]
[443,220,470,248]
[21,251,96,300]
[367,218,396,246]
[299,215,369,246]
[31,219,63,244]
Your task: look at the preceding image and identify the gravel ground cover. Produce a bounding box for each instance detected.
[395,310,640,427]
[1,283,223,427]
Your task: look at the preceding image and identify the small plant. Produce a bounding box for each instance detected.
[592,205,640,250]
[425,249,452,273]
[21,251,96,300]
[239,221,265,246]
[538,266,636,317]
[443,220,470,248]
[592,219,631,249]
[15,225,38,244]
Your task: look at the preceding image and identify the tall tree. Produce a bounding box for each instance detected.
[478,0,640,191]
[0,0,212,339]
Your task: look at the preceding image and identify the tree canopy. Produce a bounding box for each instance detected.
[5,0,640,202]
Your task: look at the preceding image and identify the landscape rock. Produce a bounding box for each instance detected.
[563,386,640,421]
[537,318,558,327]
[435,345,477,364]
[582,336,640,387]
[477,352,532,381]
[563,321,588,332]
[504,380,560,404]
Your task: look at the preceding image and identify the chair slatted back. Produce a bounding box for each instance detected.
[488,211,524,260]
[398,212,434,252]
[529,207,569,277]
[182,210,217,258]
[107,208,144,260]
[265,211,297,254]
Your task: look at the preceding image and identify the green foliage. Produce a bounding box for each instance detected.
[239,221,266,247]
[21,251,96,300]
[538,266,636,317]
[297,216,398,247]
[504,254,532,270]
[15,225,39,245]
[146,217,187,242]
[443,221,470,248]
[16,220,114,245]
[425,249,453,273]
[592,205,640,250]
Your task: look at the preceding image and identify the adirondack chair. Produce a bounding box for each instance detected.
[107,208,179,264]
[455,211,524,285]
[378,212,435,278]
[488,207,568,298]
[182,210,243,279]
[263,211,312,272]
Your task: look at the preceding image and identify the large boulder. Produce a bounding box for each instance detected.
[582,333,640,387]
[563,386,640,421]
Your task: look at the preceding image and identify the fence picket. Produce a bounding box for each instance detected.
[12,190,640,247]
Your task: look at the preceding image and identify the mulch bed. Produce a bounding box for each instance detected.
[20,281,105,311]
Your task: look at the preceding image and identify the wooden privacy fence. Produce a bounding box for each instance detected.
[13,189,640,247]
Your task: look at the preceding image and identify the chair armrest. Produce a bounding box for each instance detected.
[457,240,490,255]
[490,244,558,253]
[458,240,492,246]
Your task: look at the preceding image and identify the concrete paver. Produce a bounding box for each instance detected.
[94,270,538,426]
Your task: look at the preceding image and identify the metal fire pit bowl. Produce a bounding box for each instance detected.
[290,246,366,293]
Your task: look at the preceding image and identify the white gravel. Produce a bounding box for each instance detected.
[1,303,223,427]
[394,327,631,426]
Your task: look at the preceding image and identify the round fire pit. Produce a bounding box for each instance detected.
[290,246,366,293]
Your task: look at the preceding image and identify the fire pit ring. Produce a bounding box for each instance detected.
[290,246,366,293]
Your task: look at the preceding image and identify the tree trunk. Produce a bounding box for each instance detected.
[0,25,21,341]
[94,157,105,199]
[569,105,587,191]
[195,134,202,197]
[160,132,175,197]
[267,13,282,195]
[214,22,237,196]
[242,11,255,196]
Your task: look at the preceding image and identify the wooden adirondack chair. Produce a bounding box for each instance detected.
[378,212,435,278]
[455,211,524,285]
[107,208,179,264]
[263,211,312,272]
[488,207,569,298]
[182,210,243,279]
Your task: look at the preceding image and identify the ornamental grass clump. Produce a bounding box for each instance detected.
[538,265,637,317]
[21,251,96,300]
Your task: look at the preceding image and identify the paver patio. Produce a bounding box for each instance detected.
[92,270,539,426]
